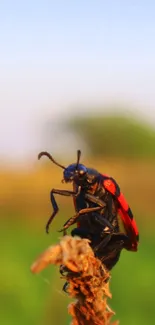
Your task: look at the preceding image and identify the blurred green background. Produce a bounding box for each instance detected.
[1,115,155,325]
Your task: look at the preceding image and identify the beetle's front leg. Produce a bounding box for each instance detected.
[46,191,59,233]
[51,187,81,198]
[46,187,81,233]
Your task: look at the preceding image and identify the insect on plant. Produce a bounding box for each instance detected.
[38,150,139,270]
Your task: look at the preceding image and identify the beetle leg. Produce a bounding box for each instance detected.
[101,250,122,270]
[94,214,113,231]
[110,232,129,243]
[45,186,81,233]
[85,193,106,208]
[62,282,69,293]
[95,232,128,251]
[51,187,81,197]
[99,235,128,270]
[93,234,112,252]
[58,206,102,232]
[84,192,115,232]
[60,264,70,276]
[46,191,59,233]
[94,232,129,268]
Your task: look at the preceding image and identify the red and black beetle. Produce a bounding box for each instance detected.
[38,150,139,270]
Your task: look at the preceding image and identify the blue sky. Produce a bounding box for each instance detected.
[0,1,155,162]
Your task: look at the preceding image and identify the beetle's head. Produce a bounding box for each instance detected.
[63,149,87,184]
[63,162,87,184]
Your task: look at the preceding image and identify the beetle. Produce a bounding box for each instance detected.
[38,149,139,269]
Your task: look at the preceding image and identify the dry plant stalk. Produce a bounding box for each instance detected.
[31,236,118,325]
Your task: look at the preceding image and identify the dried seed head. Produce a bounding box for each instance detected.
[31,236,118,325]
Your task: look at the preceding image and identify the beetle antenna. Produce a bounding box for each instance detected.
[76,150,81,170]
[38,151,65,169]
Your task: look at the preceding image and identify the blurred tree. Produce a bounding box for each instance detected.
[67,115,155,158]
